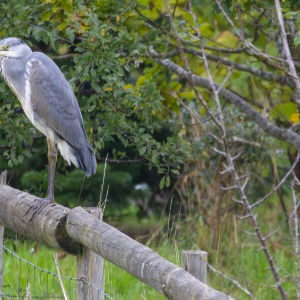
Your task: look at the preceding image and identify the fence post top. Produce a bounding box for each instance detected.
[182,250,208,256]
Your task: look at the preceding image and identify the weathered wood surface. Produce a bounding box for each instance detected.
[77,208,104,300]
[0,184,233,300]
[182,250,208,284]
[0,185,80,254]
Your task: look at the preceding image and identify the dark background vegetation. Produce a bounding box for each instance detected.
[1,0,300,298]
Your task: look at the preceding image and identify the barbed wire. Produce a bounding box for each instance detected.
[1,244,114,300]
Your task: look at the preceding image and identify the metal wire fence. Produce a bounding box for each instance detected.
[1,244,113,300]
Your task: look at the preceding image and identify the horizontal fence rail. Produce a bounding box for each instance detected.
[0,178,233,300]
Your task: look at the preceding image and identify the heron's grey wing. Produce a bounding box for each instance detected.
[26,52,86,149]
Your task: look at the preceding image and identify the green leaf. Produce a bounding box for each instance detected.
[57,22,68,31]
[41,10,52,22]
[139,146,147,155]
[18,154,24,164]
[165,175,170,187]
[159,176,165,189]
[171,169,180,175]
[294,36,300,46]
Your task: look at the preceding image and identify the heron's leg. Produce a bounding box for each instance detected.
[46,138,57,202]
[24,139,57,221]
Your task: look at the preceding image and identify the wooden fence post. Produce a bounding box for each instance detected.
[0,171,7,300]
[182,250,208,284]
[76,208,104,300]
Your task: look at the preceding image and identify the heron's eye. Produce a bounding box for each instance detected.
[5,45,10,50]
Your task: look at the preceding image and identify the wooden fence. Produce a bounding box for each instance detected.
[0,172,233,300]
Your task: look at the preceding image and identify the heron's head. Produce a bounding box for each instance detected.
[0,38,32,59]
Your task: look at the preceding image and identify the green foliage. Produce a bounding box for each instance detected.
[0,0,296,215]
[1,1,300,297]
[0,0,189,206]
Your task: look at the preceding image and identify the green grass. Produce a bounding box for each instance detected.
[1,239,170,300]
[2,241,77,299]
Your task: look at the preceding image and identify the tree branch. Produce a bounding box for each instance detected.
[274,0,300,105]
[214,0,289,85]
[208,264,256,300]
[149,48,300,151]
[183,47,291,87]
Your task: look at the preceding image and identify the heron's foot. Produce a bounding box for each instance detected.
[24,197,55,222]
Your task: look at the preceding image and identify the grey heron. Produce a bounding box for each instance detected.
[0,37,96,211]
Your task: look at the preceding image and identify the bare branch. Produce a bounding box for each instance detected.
[186,3,227,139]
[232,198,244,205]
[98,157,146,164]
[237,214,252,220]
[264,227,280,240]
[219,185,238,191]
[219,163,232,175]
[152,3,288,297]
[251,152,300,209]
[179,36,247,53]
[211,147,227,156]
[162,0,226,135]
[231,153,242,161]
[182,48,290,87]
[230,137,262,148]
[241,176,250,190]
[274,0,300,105]
[217,67,234,93]
[208,264,257,300]
[149,49,300,151]
[242,230,257,236]
[214,0,289,85]
[202,45,247,53]
[290,178,300,298]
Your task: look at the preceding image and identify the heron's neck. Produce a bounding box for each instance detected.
[1,57,28,102]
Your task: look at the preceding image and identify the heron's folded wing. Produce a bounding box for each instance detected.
[26,52,86,149]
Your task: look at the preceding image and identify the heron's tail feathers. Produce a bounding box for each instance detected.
[57,139,97,176]
[74,142,97,177]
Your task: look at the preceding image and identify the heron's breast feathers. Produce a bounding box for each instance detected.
[23,59,34,124]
